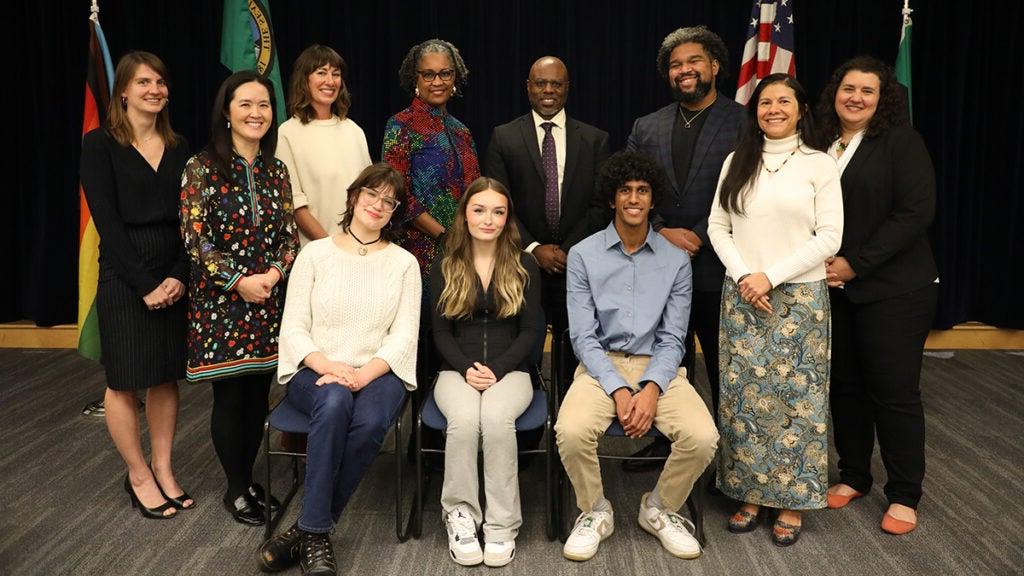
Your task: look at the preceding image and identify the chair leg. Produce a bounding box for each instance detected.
[263,422,273,541]
[396,400,422,543]
[413,415,424,539]
[544,418,555,541]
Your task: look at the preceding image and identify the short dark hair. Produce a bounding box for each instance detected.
[816,55,909,140]
[287,44,351,123]
[206,70,279,178]
[339,163,407,242]
[397,38,469,96]
[599,150,667,206]
[656,26,729,82]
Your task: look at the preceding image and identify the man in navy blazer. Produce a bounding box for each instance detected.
[484,56,610,351]
[625,26,745,467]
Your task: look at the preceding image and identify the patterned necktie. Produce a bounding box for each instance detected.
[540,122,560,239]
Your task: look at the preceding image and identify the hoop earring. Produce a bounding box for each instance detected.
[451,86,457,96]
[415,87,420,97]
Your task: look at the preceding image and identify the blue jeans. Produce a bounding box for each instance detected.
[286,368,406,533]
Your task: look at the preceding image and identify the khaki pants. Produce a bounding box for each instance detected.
[555,353,718,512]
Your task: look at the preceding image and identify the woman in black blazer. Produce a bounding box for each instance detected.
[817,56,938,535]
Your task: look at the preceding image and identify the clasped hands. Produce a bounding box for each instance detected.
[315,360,371,392]
[466,362,497,391]
[612,382,660,439]
[532,244,567,275]
[825,256,856,288]
[143,277,185,311]
[235,268,282,305]
[738,272,774,314]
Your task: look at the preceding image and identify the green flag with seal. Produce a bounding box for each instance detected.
[220,0,287,124]
[895,1,913,122]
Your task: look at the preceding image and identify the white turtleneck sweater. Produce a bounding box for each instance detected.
[708,133,843,287]
[277,237,421,389]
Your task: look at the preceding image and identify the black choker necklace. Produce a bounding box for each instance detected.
[350,230,382,256]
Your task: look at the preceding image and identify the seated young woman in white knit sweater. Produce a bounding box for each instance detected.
[708,73,843,548]
[258,163,421,576]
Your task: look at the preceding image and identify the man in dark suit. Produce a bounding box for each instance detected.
[624,26,746,468]
[483,56,610,368]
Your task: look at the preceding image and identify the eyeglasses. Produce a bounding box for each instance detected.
[530,79,565,90]
[416,68,455,83]
[361,187,400,212]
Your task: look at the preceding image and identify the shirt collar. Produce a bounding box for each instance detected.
[602,221,658,254]
[532,108,566,130]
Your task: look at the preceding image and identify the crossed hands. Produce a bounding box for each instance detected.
[738,272,774,314]
[143,277,185,311]
[466,362,497,391]
[612,382,660,438]
[235,269,282,305]
[315,360,370,392]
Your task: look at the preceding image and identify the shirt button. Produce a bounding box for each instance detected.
[627,312,632,317]
[626,285,632,291]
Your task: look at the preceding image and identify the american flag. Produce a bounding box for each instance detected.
[735,0,796,105]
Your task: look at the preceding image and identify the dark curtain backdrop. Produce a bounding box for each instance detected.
[8,0,1022,329]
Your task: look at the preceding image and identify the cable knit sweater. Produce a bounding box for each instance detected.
[277,237,422,389]
[708,133,843,286]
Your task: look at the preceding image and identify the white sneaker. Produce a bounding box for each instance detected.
[483,540,515,567]
[637,492,702,559]
[445,505,482,566]
[562,510,614,561]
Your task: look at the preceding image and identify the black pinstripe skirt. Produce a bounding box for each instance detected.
[96,224,187,391]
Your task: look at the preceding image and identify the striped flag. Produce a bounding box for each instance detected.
[220,0,287,124]
[735,0,797,105]
[77,7,115,362]
[895,1,914,121]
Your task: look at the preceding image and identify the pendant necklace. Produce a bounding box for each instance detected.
[679,97,715,129]
[350,230,382,256]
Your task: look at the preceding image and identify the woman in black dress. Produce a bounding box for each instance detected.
[80,52,192,519]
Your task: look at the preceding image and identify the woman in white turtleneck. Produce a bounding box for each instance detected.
[707,73,843,547]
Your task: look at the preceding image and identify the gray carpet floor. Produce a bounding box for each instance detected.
[0,348,1021,576]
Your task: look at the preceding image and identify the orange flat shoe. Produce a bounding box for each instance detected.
[826,489,864,509]
[881,512,916,535]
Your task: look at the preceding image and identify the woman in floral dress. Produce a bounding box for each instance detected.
[180,70,298,526]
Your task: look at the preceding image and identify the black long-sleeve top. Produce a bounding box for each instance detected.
[430,252,544,381]
[80,128,189,297]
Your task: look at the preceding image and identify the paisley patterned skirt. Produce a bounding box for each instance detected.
[716,279,831,510]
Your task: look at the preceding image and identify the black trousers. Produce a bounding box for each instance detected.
[829,284,937,508]
[686,288,722,419]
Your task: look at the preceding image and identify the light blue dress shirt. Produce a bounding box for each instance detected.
[566,222,693,395]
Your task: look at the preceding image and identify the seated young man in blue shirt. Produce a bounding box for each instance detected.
[556,150,718,561]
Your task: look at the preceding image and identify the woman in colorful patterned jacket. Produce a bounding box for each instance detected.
[180,70,298,527]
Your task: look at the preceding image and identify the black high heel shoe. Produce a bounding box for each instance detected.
[151,465,194,510]
[124,475,177,519]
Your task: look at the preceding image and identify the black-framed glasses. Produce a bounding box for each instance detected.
[530,79,565,90]
[361,187,400,212]
[417,68,455,83]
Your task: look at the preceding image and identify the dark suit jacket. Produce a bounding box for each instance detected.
[838,126,938,303]
[626,97,746,291]
[483,113,610,252]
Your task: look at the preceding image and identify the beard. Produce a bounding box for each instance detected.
[672,73,713,105]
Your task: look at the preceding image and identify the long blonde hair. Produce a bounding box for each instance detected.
[438,178,528,319]
[107,52,181,148]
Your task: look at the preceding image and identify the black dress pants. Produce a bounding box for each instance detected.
[686,288,722,419]
[829,284,937,508]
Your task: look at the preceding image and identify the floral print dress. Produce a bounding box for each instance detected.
[382,97,480,282]
[180,151,298,382]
